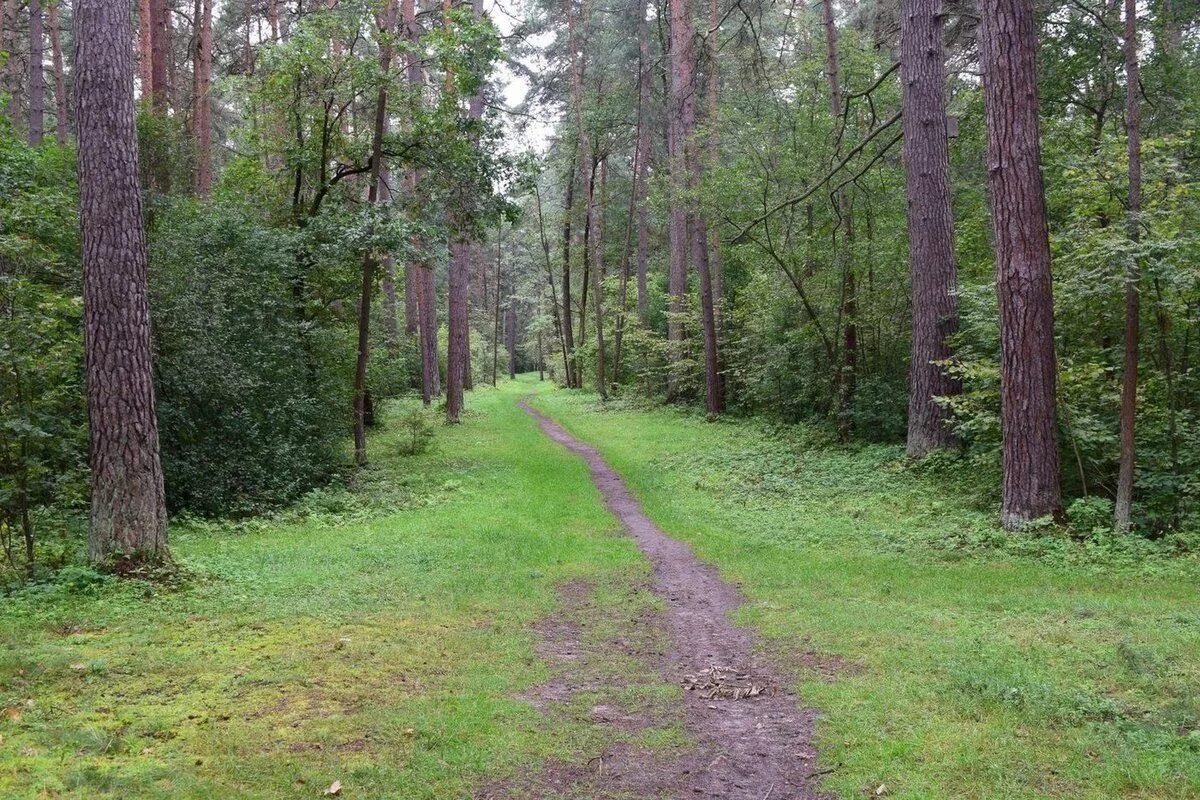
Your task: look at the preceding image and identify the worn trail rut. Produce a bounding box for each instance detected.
[510,400,829,800]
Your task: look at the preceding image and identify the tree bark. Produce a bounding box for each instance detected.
[561,163,578,387]
[380,166,403,352]
[493,226,502,385]
[901,0,961,457]
[634,0,652,325]
[49,0,67,144]
[28,0,44,145]
[1114,0,1141,531]
[824,0,857,440]
[192,0,213,196]
[149,0,168,112]
[590,157,608,399]
[670,0,719,414]
[75,0,169,564]
[353,0,396,464]
[665,0,690,395]
[138,0,153,94]
[979,0,1062,529]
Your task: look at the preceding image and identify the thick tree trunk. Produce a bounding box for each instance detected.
[74,0,169,564]
[353,0,396,464]
[492,227,502,385]
[705,0,722,325]
[1114,0,1141,531]
[4,0,20,125]
[666,8,688,397]
[901,0,962,457]
[979,0,1063,529]
[192,0,213,196]
[29,0,44,145]
[49,0,67,144]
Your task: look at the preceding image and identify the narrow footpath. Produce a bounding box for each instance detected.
[513,399,830,799]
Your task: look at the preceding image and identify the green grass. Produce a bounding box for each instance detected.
[0,379,663,799]
[531,388,1200,800]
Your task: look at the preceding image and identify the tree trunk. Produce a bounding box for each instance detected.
[901,0,962,457]
[634,0,652,325]
[561,164,578,388]
[590,157,608,399]
[28,0,45,145]
[138,0,153,94]
[670,0,719,415]
[705,0,722,325]
[269,0,280,40]
[150,0,168,112]
[492,225,502,386]
[979,0,1063,529]
[49,0,67,144]
[4,0,19,125]
[75,0,169,564]
[192,0,213,196]
[353,0,396,464]
[1114,0,1141,531]
[507,302,517,379]
[666,0,690,396]
[419,263,440,404]
[824,0,857,441]
[380,166,402,352]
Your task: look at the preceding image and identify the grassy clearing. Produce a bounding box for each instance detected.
[531,388,1200,800]
[0,379,665,799]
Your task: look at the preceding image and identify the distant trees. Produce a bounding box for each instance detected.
[74,0,169,563]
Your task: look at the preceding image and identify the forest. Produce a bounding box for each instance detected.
[1,0,1198,796]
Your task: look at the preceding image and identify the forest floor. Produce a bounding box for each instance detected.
[1,376,1198,799]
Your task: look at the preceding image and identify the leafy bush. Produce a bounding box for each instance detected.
[149,201,351,516]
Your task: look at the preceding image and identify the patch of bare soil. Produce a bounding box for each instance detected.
[480,402,834,800]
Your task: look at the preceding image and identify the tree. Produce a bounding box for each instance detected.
[1114,0,1141,531]
[900,0,962,457]
[49,0,67,144]
[74,0,169,563]
[193,0,213,195]
[29,0,44,145]
[978,0,1062,529]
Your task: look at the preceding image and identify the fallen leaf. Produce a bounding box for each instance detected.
[70,663,86,671]
[403,728,415,736]
[874,784,890,797]
[324,780,342,796]
[3,708,21,722]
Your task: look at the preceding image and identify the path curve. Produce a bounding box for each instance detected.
[519,399,829,800]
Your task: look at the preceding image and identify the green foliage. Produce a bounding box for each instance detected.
[148,201,350,516]
[0,135,87,583]
[397,407,435,455]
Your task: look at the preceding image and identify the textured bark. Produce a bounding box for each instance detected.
[901,0,961,457]
[492,227,502,385]
[49,0,66,144]
[353,0,396,465]
[979,0,1062,529]
[506,298,517,379]
[1114,0,1141,531]
[444,0,467,421]
[28,0,44,145]
[149,0,168,111]
[268,0,280,40]
[138,0,152,94]
[192,0,213,196]
[567,0,593,390]
[74,0,169,563]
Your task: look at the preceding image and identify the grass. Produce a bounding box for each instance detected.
[0,379,664,799]
[5,377,1198,799]
[530,388,1200,800]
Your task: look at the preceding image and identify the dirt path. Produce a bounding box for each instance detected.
[505,400,829,800]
